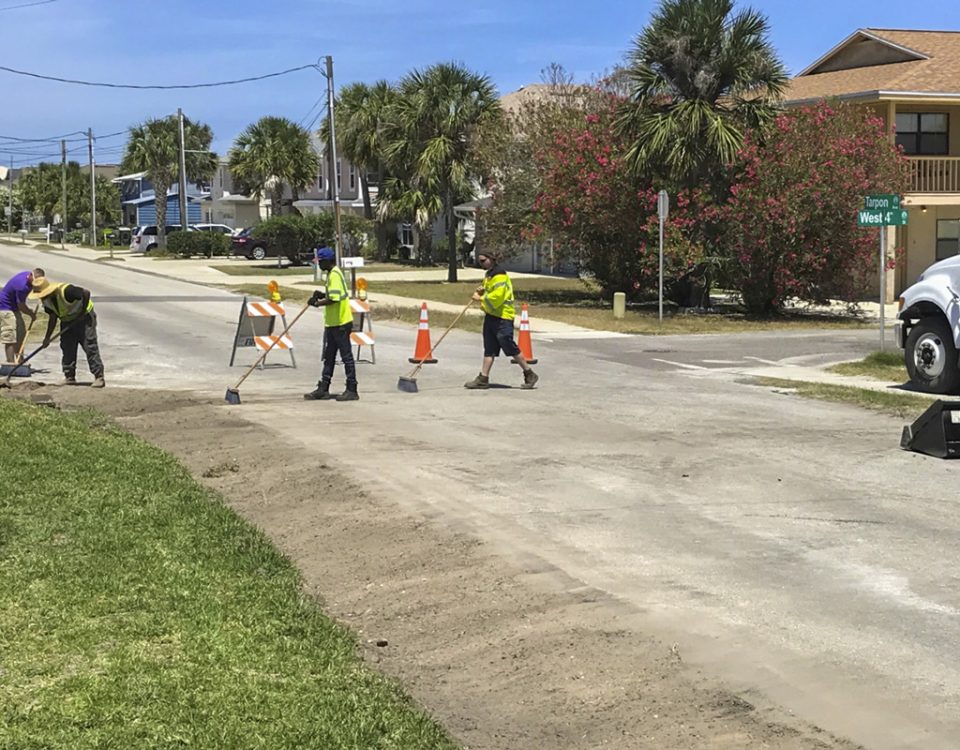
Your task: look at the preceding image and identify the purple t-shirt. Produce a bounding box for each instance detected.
[0,271,31,312]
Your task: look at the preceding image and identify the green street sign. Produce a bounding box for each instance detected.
[857,208,908,227]
[864,194,900,210]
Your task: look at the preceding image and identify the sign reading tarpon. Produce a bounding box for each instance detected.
[857,208,908,227]
[864,194,900,210]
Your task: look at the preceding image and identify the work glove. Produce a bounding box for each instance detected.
[308,290,326,307]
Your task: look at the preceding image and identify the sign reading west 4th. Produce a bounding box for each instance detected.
[857,207,908,226]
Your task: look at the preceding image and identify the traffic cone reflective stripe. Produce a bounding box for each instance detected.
[517,303,538,364]
[409,302,438,364]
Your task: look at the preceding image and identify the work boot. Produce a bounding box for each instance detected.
[63,375,77,385]
[522,369,539,390]
[304,384,333,400]
[464,373,490,389]
[336,388,359,402]
[91,376,105,389]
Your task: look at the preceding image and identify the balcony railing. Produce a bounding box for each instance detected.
[908,156,960,193]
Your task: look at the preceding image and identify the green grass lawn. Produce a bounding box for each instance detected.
[0,398,457,749]
[826,350,908,382]
[213,262,400,276]
[367,279,875,335]
[754,377,932,418]
[226,283,483,333]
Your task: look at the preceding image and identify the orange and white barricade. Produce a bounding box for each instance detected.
[229,296,296,368]
[349,298,375,364]
[330,298,376,365]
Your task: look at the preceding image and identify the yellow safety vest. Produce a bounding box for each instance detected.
[324,267,353,327]
[481,270,515,321]
[42,284,93,323]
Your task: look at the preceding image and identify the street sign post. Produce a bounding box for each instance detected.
[858,195,907,351]
[657,190,669,324]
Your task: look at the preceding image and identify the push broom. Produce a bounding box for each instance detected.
[225,301,311,405]
[398,298,475,393]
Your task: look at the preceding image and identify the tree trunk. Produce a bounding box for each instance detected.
[446,186,458,283]
[375,163,387,261]
[412,224,420,265]
[359,173,372,221]
[155,178,169,249]
[271,184,283,217]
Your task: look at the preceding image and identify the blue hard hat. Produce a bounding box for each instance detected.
[314,246,335,261]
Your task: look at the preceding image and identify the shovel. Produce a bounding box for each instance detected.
[225,301,312,405]
[0,328,64,388]
[398,299,475,393]
[0,315,38,379]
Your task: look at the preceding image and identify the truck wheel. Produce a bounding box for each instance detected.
[905,317,960,394]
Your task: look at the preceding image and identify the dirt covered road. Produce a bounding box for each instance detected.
[4,383,859,750]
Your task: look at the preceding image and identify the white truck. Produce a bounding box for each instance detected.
[897,255,960,394]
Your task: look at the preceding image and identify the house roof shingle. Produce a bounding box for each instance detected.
[783,29,960,103]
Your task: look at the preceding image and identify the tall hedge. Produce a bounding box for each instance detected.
[167,231,231,258]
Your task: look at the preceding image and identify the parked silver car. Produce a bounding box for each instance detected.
[129,225,185,253]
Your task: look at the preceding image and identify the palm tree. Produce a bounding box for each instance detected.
[382,63,501,281]
[228,116,319,218]
[325,81,396,259]
[122,115,216,248]
[616,0,787,188]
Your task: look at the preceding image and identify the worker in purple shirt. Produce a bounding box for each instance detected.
[0,268,39,364]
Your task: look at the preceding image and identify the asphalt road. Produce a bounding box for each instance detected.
[3,243,958,750]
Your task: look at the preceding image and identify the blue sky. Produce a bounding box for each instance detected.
[0,0,956,165]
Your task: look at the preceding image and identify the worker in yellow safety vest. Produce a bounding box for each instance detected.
[304,246,358,402]
[28,273,105,388]
[464,251,538,390]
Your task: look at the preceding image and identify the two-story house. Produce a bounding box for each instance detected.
[113,172,205,227]
[784,28,960,298]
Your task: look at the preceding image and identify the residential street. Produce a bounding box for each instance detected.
[2,242,958,750]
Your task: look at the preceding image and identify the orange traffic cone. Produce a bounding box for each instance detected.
[409,302,438,364]
[516,303,538,364]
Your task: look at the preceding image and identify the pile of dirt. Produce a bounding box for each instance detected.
[3,384,860,750]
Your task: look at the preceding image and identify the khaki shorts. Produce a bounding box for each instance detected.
[0,309,25,345]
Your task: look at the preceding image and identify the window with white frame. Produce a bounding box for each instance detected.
[349,163,356,191]
[400,223,413,246]
[937,219,960,261]
[896,113,949,155]
[317,166,324,192]
[336,159,342,191]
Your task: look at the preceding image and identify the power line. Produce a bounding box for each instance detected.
[0,130,84,142]
[299,95,324,127]
[0,62,319,89]
[0,0,60,12]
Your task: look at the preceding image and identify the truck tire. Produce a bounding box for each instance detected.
[905,317,960,394]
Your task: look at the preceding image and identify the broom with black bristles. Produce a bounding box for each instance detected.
[398,298,475,393]
[225,301,311,405]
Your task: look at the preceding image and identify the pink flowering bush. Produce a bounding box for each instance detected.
[723,101,909,313]
[529,99,714,299]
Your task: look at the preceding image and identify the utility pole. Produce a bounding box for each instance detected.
[60,139,67,249]
[177,108,189,238]
[324,56,344,266]
[88,128,97,251]
[7,155,12,237]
